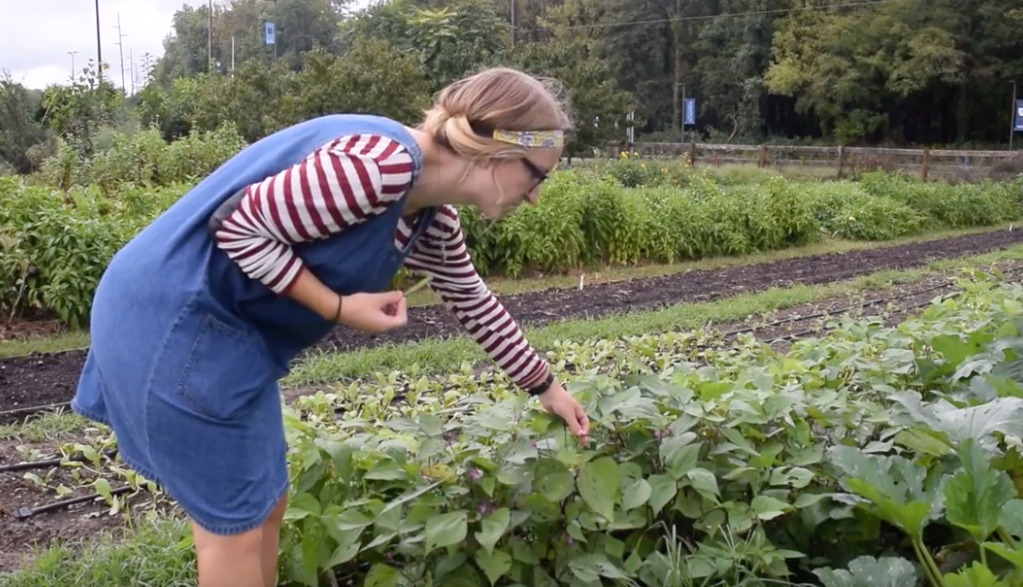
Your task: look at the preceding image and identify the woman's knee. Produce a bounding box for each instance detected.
[192,522,265,558]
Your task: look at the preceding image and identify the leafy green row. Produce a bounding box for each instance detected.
[3,167,1022,326]
[268,274,1023,586]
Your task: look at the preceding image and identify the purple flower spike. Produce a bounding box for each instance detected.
[468,468,483,481]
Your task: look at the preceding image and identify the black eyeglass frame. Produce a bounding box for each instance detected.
[467,119,556,192]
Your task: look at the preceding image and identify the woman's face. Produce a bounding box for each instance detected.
[466,147,561,219]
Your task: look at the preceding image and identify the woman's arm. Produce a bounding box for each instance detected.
[209,134,414,318]
[401,206,552,392]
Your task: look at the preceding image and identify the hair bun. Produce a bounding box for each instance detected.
[421,67,572,160]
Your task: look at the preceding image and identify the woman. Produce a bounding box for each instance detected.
[70,67,591,586]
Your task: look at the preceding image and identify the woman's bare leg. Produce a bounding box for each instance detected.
[191,522,265,587]
[261,495,289,587]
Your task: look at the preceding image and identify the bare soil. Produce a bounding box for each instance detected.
[0,440,159,572]
[2,228,1023,420]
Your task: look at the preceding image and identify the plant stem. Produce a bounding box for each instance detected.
[998,527,1019,550]
[912,538,945,587]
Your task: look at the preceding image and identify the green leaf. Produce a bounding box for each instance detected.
[828,445,942,538]
[474,548,513,586]
[943,437,1015,543]
[439,563,484,587]
[622,479,652,510]
[417,413,444,437]
[687,468,720,501]
[534,458,575,503]
[812,555,918,587]
[660,437,702,479]
[364,459,410,481]
[326,541,360,567]
[943,561,1008,587]
[893,428,952,457]
[577,456,621,521]
[314,438,354,483]
[332,509,374,532]
[568,553,630,582]
[284,493,322,521]
[364,563,400,587]
[751,495,792,520]
[982,542,1023,572]
[1000,500,1023,540]
[770,466,815,489]
[890,393,1023,451]
[93,478,112,502]
[425,511,468,555]
[474,508,510,554]
[648,474,677,515]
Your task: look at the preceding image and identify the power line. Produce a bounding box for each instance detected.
[512,0,899,33]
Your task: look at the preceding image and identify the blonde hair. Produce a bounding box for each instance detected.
[421,67,573,161]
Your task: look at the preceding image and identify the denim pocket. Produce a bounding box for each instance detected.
[174,314,277,421]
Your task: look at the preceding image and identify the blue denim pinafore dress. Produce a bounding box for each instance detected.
[71,114,437,535]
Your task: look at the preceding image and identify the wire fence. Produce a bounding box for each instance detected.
[603,142,1023,181]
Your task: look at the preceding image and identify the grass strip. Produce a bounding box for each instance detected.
[0,223,1014,359]
[1,516,195,587]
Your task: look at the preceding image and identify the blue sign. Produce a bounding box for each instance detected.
[1015,99,1023,132]
[265,22,275,45]
[684,98,696,126]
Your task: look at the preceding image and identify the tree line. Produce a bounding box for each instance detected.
[2,0,1021,175]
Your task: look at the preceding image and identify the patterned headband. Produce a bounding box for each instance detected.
[469,119,565,148]
[491,129,565,149]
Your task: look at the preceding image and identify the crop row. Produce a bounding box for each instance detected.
[7,274,1023,586]
[2,167,1022,327]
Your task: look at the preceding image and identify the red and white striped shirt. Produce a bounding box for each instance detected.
[211,134,550,390]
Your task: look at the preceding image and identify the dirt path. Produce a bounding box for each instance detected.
[3,227,1023,417]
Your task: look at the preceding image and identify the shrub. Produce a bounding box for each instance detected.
[3,169,1022,325]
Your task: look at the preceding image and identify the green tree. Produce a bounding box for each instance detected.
[287,41,432,123]
[0,73,48,173]
[341,0,508,92]
[509,38,637,158]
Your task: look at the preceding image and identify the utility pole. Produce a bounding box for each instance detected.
[208,0,214,73]
[94,0,103,85]
[1012,80,1018,152]
[129,47,135,95]
[673,0,682,143]
[67,51,78,80]
[113,13,127,92]
[510,0,517,47]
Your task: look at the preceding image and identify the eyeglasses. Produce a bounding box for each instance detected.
[521,158,550,190]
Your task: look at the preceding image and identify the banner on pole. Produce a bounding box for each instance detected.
[1015,99,1023,132]
[265,22,275,45]
[684,98,696,126]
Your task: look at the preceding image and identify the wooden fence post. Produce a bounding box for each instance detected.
[837,145,846,178]
[758,144,767,168]
[921,149,929,180]
[689,141,696,167]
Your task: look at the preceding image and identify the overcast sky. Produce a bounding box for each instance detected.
[1,0,371,92]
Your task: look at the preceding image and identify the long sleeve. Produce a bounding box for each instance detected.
[211,134,414,294]
[401,206,551,390]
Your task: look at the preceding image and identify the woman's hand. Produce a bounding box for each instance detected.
[337,291,408,332]
[538,381,590,445]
